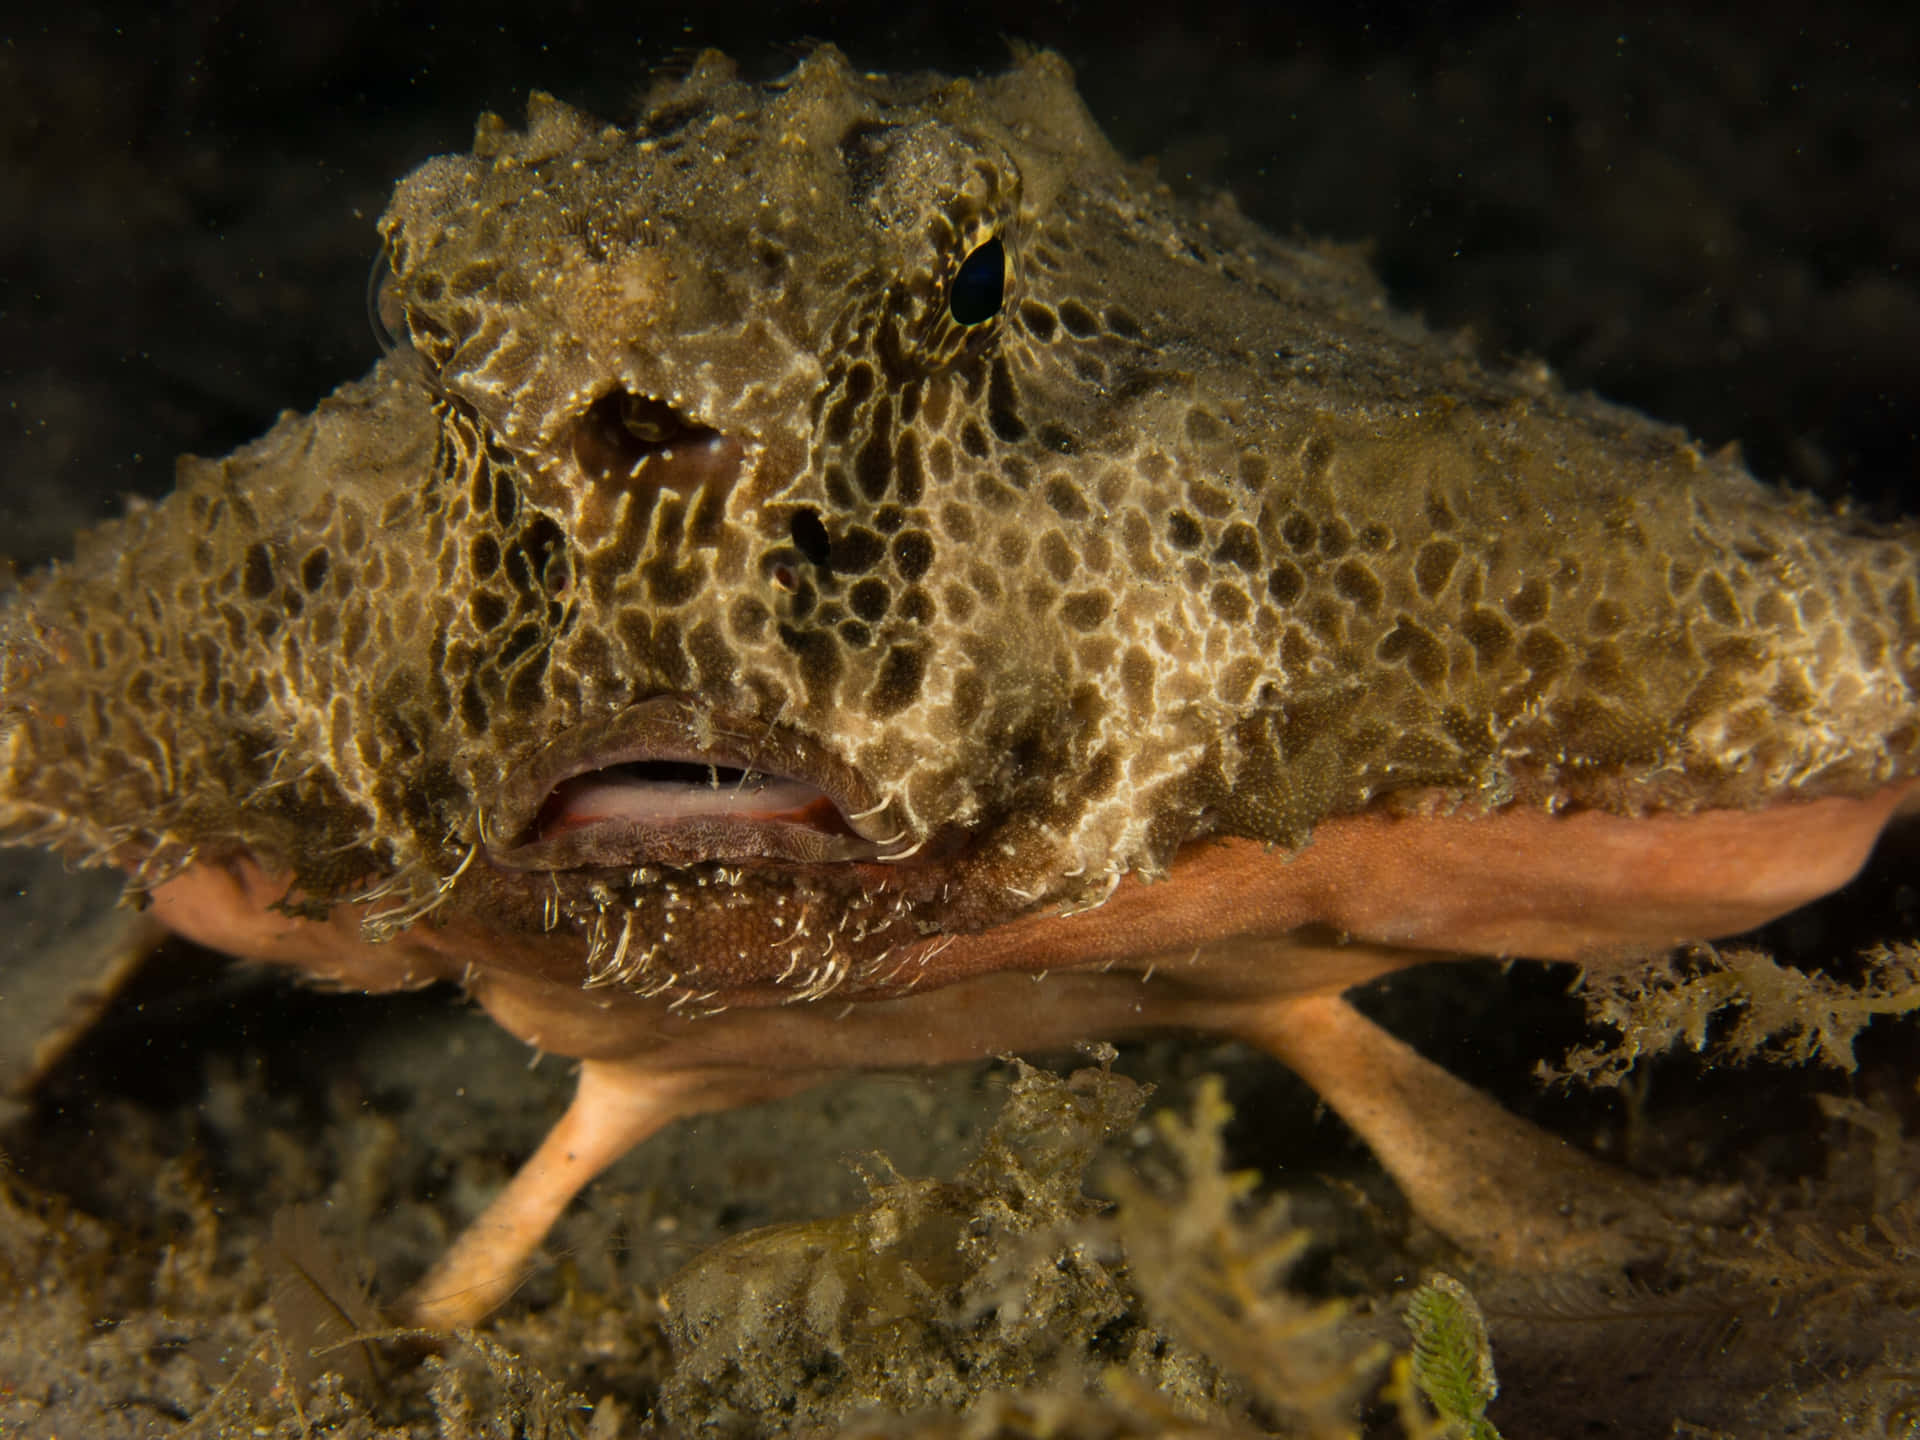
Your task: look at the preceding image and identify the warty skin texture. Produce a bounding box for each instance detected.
[4,46,1920,1326]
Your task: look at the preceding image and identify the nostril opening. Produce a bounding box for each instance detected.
[572,388,719,484]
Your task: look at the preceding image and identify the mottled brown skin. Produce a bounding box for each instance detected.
[5,47,1920,1326]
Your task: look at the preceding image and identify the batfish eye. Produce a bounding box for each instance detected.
[948,234,1005,326]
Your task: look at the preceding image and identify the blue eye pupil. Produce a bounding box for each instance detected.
[949,235,1005,326]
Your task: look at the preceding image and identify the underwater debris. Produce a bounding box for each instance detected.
[151,1152,222,1308]
[0,1150,116,1304]
[1538,942,1920,1089]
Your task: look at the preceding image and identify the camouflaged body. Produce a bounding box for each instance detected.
[4,47,1919,996]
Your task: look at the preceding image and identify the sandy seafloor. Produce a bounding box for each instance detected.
[3,2,1920,1435]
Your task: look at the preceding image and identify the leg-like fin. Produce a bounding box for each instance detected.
[1235,989,1669,1270]
[404,1057,811,1328]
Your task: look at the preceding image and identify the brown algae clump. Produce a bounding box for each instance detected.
[658,1053,1167,1432]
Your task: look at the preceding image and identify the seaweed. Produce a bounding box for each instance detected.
[263,1202,389,1396]
[35,1021,1920,1437]
[1102,1076,1389,1439]
[1478,1270,1754,1382]
[1402,1276,1500,1440]
[418,1331,593,1440]
[1537,942,1920,1090]
[1707,1198,1920,1308]
[655,1049,1168,1435]
[654,1053,1475,1439]
[1461,1078,1920,1435]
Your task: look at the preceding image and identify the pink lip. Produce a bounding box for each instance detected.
[488,697,903,871]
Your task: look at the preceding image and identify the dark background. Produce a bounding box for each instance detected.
[3,0,1916,576]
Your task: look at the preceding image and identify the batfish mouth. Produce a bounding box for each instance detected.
[488,696,908,871]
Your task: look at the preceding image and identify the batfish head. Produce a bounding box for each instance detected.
[0,48,1278,999]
